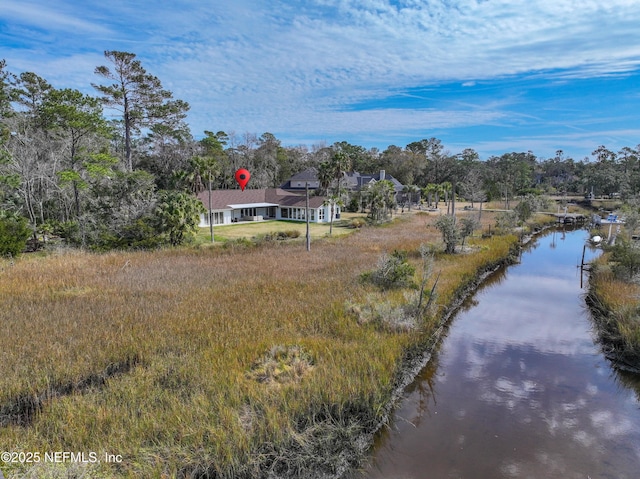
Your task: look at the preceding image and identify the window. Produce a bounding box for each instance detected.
[318,207,325,220]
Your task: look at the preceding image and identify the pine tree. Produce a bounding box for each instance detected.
[92,51,189,172]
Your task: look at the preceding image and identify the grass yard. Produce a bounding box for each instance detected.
[0,210,518,478]
[195,213,365,244]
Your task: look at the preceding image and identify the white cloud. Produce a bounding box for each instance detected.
[2,0,640,155]
[467,128,640,159]
[1,1,112,34]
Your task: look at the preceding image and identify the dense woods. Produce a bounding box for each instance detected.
[1,52,639,251]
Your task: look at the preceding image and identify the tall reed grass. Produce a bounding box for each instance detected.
[0,211,517,478]
[586,255,640,371]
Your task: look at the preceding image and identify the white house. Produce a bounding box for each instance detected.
[196,188,340,227]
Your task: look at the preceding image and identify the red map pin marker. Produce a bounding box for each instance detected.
[235,168,251,191]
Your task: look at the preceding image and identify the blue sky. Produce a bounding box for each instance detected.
[1,0,639,160]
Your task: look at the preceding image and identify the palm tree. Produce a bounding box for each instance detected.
[156,191,205,246]
[366,180,396,221]
[402,184,420,211]
[323,194,345,235]
[423,183,441,208]
[191,155,220,242]
[441,181,452,209]
[319,150,352,234]
[433,183,447,208]
[381,180,396,218]
[317,160,333,195]
[330,151,351,195]
[318,151,351,196]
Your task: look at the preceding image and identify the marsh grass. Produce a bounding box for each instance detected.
[587,256,640,371]
[246,345,314,385]
[0,212,518,478]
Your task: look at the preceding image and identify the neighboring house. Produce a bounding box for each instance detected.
[281,168,405,198]
[195,188,340,227]
[280,167,320,190]
[344,170,405,199]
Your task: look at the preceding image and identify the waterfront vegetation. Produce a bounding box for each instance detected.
[587,246,640,372]
[0,209,522,478]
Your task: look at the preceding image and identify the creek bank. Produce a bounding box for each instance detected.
[321,239,522,479]
[585,265,640,374]
[255,236,522,479]
[354,225,640,479]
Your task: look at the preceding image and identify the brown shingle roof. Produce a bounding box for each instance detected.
[196,188,326,209]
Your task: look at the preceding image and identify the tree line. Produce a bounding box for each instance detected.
[1,52,639,252]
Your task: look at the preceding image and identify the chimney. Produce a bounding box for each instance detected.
[380,169,386,180]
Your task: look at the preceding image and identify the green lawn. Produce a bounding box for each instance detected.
[195,214,364,243]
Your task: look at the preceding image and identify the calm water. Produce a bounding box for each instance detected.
[361,228,640,479]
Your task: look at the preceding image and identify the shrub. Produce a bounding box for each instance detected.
[222,237,253,250]
[117,217,165,249]
[609,239,640,281]
[434,215,458,254]
[43,220,80,245]
[259,230,301,242]
[349,218,366,229]
[346,194,361,212]
[83,216,163,251]
[459,217,479,247]
[155,190,206,246]
[364,250,415,289]
[495,211,518,233]
[0,212,31,257]
[514,198,533,224]
[346,296,418,333]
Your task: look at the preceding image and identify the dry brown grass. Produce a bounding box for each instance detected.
[0,210,518,478]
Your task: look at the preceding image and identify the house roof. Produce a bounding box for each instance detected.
[227,202,279,209]
[345,171,404,192]
[288,167,318,181]
[280,167,320,189]
[196,188,326,210]
[282,168,405,192]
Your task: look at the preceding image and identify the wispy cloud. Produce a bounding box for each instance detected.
[1,1,112,34]
[1,0,639,158]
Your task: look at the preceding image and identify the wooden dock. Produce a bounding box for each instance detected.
[544,212,588,223]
